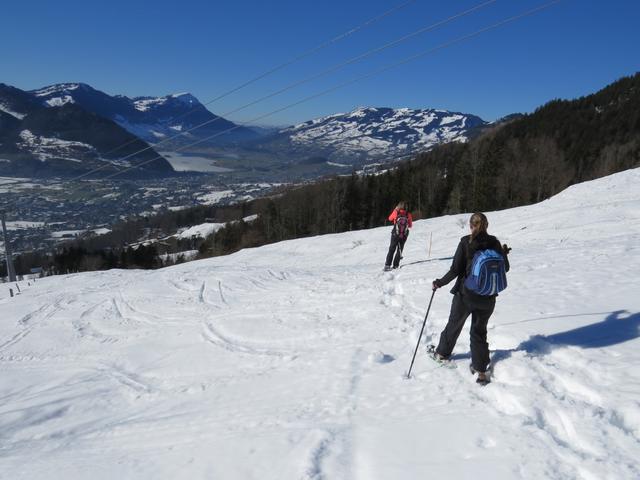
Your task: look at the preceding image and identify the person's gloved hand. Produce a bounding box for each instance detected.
[502,244,512,255]
[432,279,441,291]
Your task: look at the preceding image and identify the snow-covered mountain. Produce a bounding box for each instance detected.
[4,82,490,175]
[30,83,259,146]
[0,84,42,119]
[2,167,639,479]
[258,106,487,163]
[0,83,174,179]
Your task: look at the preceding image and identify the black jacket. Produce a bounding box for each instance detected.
[436,232,510,298]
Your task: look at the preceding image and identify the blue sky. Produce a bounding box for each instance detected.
[2,0,638,126]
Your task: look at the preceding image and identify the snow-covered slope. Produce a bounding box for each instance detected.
[264,106,487,161]
[1,168,640,479]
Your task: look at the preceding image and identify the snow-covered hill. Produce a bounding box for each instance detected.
[1,168,639,479]
[260,106,487,162]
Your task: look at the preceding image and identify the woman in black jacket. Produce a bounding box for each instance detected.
[431,212,510,385]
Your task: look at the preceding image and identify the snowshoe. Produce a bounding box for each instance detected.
[469,364,491,386]
[476,376,490,386]
[426,345,456,369]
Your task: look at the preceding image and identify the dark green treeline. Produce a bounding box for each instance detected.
[201,73,640,257]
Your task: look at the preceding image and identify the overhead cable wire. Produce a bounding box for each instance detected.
[96,0,419,159]
[87,0,499,181]
[102,0,562,181]
[2,0,560,209]
[193,0,420,110]
[6,0,491,191]
[10,0,420,191]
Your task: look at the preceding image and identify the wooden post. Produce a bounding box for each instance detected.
[9,288,13,297]
[15,283,20,293]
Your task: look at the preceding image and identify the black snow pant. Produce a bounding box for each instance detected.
[435,291,495,372]
[385,233,407,268]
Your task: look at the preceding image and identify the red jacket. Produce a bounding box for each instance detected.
[388,208,413,228]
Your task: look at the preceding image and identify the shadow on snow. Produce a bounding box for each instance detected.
[400,256,453,268]
[491,310,640,365]
[448,310,640,365]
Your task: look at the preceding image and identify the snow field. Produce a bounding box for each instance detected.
[1,168,640,479]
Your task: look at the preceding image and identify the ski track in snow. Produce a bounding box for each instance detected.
[0,297,68,353]
[1,169,640,479]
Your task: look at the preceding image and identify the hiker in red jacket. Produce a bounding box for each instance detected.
[384,201,413,271]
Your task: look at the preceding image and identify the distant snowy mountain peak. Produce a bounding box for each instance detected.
[20,82,258,146]
[172,92,197,102]
[44,95,75,107]
[132,92,198,112]
[31,82,84,97]
[271,106,487,162]
[31,83,91,108]
[0,83,177,178]
[133,96,166,112]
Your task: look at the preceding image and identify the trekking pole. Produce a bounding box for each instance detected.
[406,289,436,379]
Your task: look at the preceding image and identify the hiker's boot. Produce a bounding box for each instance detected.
[470,364,491,385]
[475,371,490,386]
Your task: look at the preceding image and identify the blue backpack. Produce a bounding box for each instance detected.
[464,249,507,296]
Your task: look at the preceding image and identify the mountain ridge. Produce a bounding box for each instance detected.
[28,83,259,147]
[0,83,175,179]
[3,81,493,177]
[255,106,487,164]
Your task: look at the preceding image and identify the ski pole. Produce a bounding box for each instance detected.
[406,289,436,379]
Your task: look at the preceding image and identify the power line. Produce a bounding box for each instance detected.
[7,0,420,188]
[5,0,496,189]
[96,0,419,159]
[102,0,562,181]
[1,0,561,219]
[0,0,561,274]
[103,0,498,172]
[188,0,421,112]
